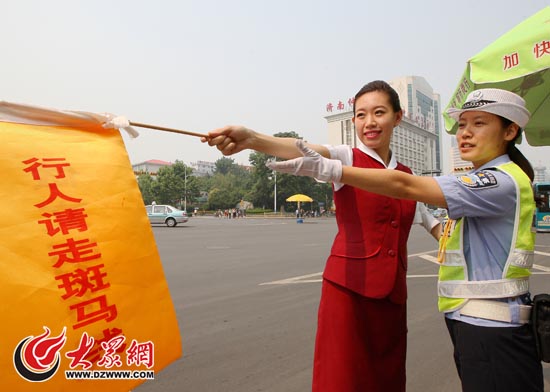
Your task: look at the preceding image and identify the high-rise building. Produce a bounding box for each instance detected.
[325,76,442,176]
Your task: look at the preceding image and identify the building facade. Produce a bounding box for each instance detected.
[325,76,442,176]
[132,159,173,176]
[190,160,216,177]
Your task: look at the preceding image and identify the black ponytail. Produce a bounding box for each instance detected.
[501,117,534,182]
[507,143,534,182]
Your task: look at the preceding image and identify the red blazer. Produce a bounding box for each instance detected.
[323,148,416,304]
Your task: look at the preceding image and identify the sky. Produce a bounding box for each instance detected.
[2,0,550,173]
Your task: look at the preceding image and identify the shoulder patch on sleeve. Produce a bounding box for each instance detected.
[458,170,498,189]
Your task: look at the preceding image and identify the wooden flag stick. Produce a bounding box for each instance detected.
[129,121,209,138]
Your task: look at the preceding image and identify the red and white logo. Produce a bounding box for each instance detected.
[13,326,67,382]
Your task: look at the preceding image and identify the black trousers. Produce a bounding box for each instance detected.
[445,318,543,392]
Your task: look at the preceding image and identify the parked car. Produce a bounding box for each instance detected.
[145,204,188,227]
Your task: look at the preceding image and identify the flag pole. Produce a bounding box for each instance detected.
[129,121,208,138]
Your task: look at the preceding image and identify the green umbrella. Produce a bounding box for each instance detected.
[443,6,550,146]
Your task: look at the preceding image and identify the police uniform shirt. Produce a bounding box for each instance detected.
[434,154,527,327]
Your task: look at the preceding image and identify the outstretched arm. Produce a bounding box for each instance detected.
[202,125,330,159]
[340,165,447,207]
[268,139,448,208]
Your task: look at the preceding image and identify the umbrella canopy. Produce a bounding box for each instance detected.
[443,7,550,146]
[286,194,313,202]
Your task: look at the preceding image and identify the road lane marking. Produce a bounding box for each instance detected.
[259,273,441,285]
[259,250,550,285]
[533,264,550,272]
[417,254,440,265]
[259,272,322,285]
[407,274,438,278]
[409,250,438,257]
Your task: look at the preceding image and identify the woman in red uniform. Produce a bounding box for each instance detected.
[203,80,439,391]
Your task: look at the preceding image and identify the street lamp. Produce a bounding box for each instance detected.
[273,169,277,213]
[184,165,187,212]
[268,160,277,213]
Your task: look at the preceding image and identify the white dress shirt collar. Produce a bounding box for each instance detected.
[357,141,397,169]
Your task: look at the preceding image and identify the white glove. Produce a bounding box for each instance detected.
[102,114,139,138]
[266,139,342,183]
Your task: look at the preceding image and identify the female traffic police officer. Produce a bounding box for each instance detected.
[267,88,544,392]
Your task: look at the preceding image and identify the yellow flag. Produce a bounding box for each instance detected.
[0,118,181,390]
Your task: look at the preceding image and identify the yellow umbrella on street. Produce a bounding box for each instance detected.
[286,194,314,220]
[286,194,313,202]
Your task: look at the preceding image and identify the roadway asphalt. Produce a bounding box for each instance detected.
[135,216,550,392]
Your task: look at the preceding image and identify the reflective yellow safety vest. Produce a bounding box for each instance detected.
[438,162,535,313]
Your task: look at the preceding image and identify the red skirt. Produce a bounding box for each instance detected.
[312,279,407,392]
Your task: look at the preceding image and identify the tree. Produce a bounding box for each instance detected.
[202,157,253,210]
[206,173,245,210]
[155,166,183,205]
[171,161,200,209]
[248,150,274,209]
[246,131,329,211]
[137,174,157,204]
[215,156,241,175]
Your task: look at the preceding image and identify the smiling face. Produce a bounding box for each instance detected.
[352,90,402,164]
[456,111,519,168]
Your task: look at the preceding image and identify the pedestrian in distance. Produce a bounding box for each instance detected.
[203,80,440,392]
[266,88,544,392]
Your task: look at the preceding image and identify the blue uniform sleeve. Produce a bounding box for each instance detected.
[434,170,517,219]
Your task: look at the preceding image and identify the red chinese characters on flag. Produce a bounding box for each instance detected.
[533,40,550,59]
[48,238,101,268]
[503,52,519,70]
[23,156,119,331]
[22,157,70,180]
[38,208,89,236]
[34,183,82,208]
[69,295,118,329]
[55,263,110,299]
